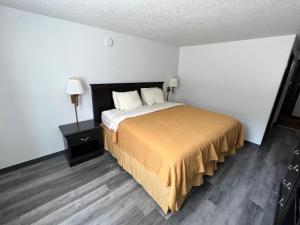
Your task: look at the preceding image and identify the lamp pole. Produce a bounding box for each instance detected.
[167,87,171,101]
[71,94,79,125]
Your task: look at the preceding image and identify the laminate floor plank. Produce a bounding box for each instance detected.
[20,169,121,225]
[0,158,119,224]
[0,158,94,201]
[0,126,299,225]
[112,206,145,225]
[0,154,114,207]
[58,180,139,225]
[140,209,166,225]
[0,155,67,190]
[85,188,146,225]
[32,185,110,225]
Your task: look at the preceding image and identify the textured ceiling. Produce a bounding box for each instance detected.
[0,0,299,46]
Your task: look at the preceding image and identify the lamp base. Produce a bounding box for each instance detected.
[71,94,79,106]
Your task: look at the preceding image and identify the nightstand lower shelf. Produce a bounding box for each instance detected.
[70,139,100,158]
[66,150,103,167]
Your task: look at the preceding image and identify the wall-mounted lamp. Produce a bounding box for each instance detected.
[66,78,84,125]
[167,77,178,101]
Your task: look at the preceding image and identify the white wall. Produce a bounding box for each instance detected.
[176,35,295,144]
[0,6,179,169]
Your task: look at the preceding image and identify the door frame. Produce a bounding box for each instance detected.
[261,51,296,146]
[279,60,300,117]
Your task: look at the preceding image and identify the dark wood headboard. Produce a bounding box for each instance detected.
[90,82,164,122]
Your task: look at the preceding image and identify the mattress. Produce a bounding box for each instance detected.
[101,108,124,130]
[101,102,183,130]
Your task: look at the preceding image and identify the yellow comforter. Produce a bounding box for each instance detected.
[103,105,244,212]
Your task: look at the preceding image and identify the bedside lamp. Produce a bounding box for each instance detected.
[66,78,84,124]
[167,77,178,101]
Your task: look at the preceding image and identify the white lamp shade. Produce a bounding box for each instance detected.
[66,78,84,95]
[169,77,178,87]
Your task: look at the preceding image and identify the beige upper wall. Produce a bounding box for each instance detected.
[176,35,296,144]
[0,6,179,169]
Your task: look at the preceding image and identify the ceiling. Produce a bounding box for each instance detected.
[0,0,299,46]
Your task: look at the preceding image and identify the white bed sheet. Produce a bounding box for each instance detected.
[101,102,183,131]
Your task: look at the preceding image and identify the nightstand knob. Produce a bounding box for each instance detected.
[80,137,90,142]
[279,198,284,207]
[286,182,292,190]
[282,179,287,185]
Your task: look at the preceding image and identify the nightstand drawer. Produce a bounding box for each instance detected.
[67,130,100,147]
[280,155,300,202]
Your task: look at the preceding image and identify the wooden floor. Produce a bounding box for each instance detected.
[1,126,299,225]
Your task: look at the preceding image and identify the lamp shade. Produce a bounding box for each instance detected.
[169,77,178,87]
[66,78,84,95]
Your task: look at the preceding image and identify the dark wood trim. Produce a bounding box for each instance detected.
[279,60,300,117]
[244,140,261,149]
[90,82,164,122]
[261,51,295,146]
[277,116,300,129]
[0,150,65,175]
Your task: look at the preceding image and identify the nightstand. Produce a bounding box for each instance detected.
[59,119,103,166]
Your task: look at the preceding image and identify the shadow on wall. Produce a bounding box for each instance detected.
[0,70,37,168]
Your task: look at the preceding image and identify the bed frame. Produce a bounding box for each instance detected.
[90,82,164,122]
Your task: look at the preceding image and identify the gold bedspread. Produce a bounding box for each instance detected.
[102,105,244,212]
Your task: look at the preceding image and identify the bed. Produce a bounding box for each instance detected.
[90,82,244,213]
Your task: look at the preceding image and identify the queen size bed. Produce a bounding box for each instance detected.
[91,82,244,213]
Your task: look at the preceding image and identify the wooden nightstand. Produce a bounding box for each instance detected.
[59,119,103,166]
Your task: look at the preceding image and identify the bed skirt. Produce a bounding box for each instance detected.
[102,124,242,213]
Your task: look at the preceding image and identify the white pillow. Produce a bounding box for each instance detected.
[116,90,143,110]
[141,88,165,105]
[140,88,155,105]
[112,91,120,109]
